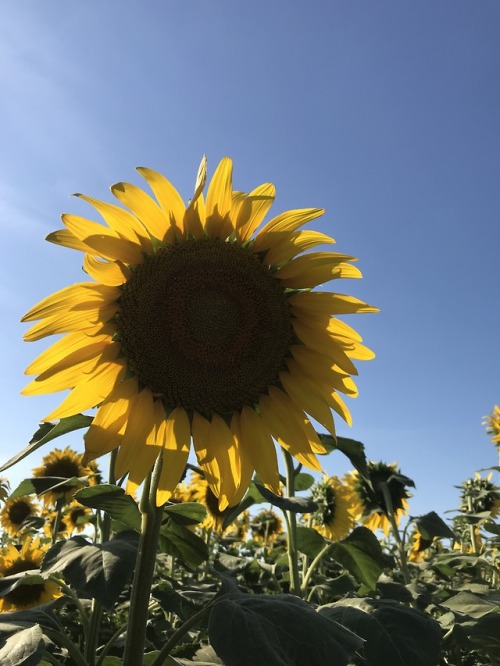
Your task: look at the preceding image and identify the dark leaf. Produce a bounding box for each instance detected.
[254,484,318,513]
[330,527,388,591]
[221,495,256,531]
[209,593,363,666]
[0,604,62,634]
[0,415,93,473]
[0,572,46,598]
[164,502,207,526]
[320,598,442,666]
[0,624,44,666]
[41,532,138,609]
[296,526,328,558]
[160,520,209,570]
[294,473,315,491]
[75,484,141,531]
[414,511,455,540]
[11,476,85,501]
[318,434,368,477]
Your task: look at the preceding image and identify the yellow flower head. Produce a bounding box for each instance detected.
[32,446,100,507]
[63,501,94,535]
[0,537,61,611]
[22,158,377,509]
[310,475,355,541]
[184,471,230,532]
[483,405,500,450]
[345,462,411,536]
[0,496,40,538]
[407,529,440,563]
[251,509,284,545]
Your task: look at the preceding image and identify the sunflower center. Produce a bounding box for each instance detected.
[117,239,293,417]
[44,458,81,479]
[9,501,32,525]
[3,559,45,607]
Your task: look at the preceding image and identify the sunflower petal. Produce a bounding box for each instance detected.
[83,255,131,286]
[137,167,186,236]
[115,388,156,479]
[235,183,276,241]
[239,405,280,493]
[155,405,191,506]
[111,182,170,243]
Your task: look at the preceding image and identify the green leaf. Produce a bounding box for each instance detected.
[318,434,368,477]
[294,473,315,491]
[0,573,46,598]
[0,415,93,474]
[209,593,363,666]
[296,526,328,558]
[441,591,499,619]
[414,511,455,540]
[320,598,442,666]
[163,501,207,526]
[41,532,139,609]
[330,526,388,591]
[10,476,85,501]
[254,483,318,513]
[0,605,62,633]
[483,521,500,536]
[160,520,209,570]
[0,624,44,666]
[221,494,256,531]
[75,484,141,531]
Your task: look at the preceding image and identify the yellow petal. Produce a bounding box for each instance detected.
[111,181,171,243]
[292,320,358,376]
[84,378,139,460]
[206,157,233,229]
[206,414,239,510]
[22,356,103,395]
[62,214,144,264]
[137,167,186,237]
[253,208,324,250]
[184,192,206,239]
[74,193,153,252]
[115,388,156,479]
[46,229,91,252]
[276,253,360,288]
[83,255,131,286]
[23,302,119,342]
[290,346,358,396]
[191,411,212,464]
[228,412,254,505]
[264,230,335,266]
[25,329,113,375]
[22,283,118,322]
[44,356,125,421]
[235,183,276,242]
[279,370,337,438]
[239,405,280,493]
[289,291,379,316]
[126,444,162,498]
[155,405,191,506]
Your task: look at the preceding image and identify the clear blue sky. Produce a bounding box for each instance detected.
[1,1,499,522]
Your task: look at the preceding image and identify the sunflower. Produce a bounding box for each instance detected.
[0,496,40,537]
[345,462,411,536]
[32,446,100,506]
[224,510,250,542]
[183,471,230,532]
[41,508,71,540]
[407,529,440,563]
[22,157,377,509]
[251,509,284,545]
[0,537,61,611]
[63,501,94,534]
[483,405,500,450]
[310,475,355,541]
[459,472,500,519]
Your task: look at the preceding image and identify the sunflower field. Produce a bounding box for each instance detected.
[0,159,499,665]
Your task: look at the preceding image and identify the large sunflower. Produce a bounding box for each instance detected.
[22,157,376,509]
[483,405,500,450]
[310,475,355,541]
[32,446,100,507]
[345,462,411,536]
[0,496,40,537]
[0,537,61,611]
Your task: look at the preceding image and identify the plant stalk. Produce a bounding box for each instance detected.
[283,450,301,596]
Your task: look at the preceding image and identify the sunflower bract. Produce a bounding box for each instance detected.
[22,157,377,508]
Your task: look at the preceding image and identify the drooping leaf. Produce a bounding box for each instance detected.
[0,604,62,634]
[414,511,455,540]
[320,598,442,666]
[159,520,209,570]
[441,591,499,619]
[330,526,388,590]
[0,415,93,474]
[75,484,141,531]
[294,473,315,491]
[10,477,85,501]
[164,502,207,526]
[221,495,256,531]
[0,624,44,666]
[209,593,363,666]
[41,532,138,609]
[296,526,328,558]
[318,434,368,477]
[254,483,318,513]
[0,572,46,598]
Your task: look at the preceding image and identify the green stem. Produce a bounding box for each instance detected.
[44,628,88,666]
[380,482,411,584]
[150,603,213,666]
[301,542,333,595]
[51,497,65,545]
[283,450,301,597]
[467,495,480,556]
[122,454,164,666]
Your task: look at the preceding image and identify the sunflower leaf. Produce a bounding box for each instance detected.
[318,598,442,666]
[75,484,141,531]
[41,532,139,609]
[208,593,363,666]
[414,511,455,540]
[10,477,85,501]
[159,520,209,570]
[163,501,208,526]
[0,604,62,633]
[296,526,328,558]
[254,483,318,513]
[0,415,93,474]
[329,526,388,590]
[318,434,368,478]
[0,624,45,666]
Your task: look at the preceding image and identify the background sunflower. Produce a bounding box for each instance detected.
[310,475,355,541]
[0,496,40,538]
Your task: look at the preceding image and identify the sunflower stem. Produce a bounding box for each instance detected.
[122,454,164,666]
[51,497,65,545]
[44,628,88,666]
[282,450,301,597]
[301,542,332,595]
[380,482,411,584]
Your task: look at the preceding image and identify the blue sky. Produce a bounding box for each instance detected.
[1,1,499,523]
